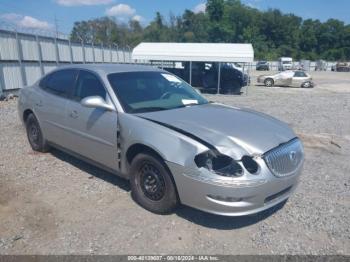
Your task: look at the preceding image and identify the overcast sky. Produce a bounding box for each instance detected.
[0,0,349,35]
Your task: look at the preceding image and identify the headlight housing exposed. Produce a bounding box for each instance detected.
[194,151,243,177]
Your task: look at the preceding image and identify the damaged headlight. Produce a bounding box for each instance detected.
[194,151,243,177]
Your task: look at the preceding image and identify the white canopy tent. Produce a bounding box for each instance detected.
[132,42,254,63]
[132,42,254,94]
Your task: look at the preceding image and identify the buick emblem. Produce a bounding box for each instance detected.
[289,151,297,164]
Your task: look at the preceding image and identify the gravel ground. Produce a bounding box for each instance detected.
[0,71,349,255]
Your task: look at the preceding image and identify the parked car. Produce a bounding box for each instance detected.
[256,61,269,71]
[257,70,314,88]
[164,62,249,94]
[18,64,304,216]
[333,62,350,72]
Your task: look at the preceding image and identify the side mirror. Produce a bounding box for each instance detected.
[81,96,115,111]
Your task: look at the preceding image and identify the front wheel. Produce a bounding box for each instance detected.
[130,153,179,214]
[25,113,49,152]
[301,81,313,88]
[264,78,274,87]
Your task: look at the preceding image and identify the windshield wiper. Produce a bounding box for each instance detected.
[172,102,208,109]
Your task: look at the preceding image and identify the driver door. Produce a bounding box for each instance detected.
[64,70,119,170]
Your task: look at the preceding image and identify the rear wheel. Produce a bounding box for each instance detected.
[130,153,178,214]
[25,114,49,152]
[264,78,274,87]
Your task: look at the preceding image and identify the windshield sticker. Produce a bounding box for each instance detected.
[182,99,198,105]
[161,74,182,83]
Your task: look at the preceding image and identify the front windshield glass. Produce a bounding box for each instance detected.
[108,71,208,113]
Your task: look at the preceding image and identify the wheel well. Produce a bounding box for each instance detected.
[126,143,164,164]
[126,143,180,202]
[23,109,34,122]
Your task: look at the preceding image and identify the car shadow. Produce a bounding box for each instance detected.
[175,200,287,230]
[50,148,130,192]
[50,148,285,229]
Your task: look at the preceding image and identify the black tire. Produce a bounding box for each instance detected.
[25,114,49,152]
[130,153,178,214]
[264,78,274,87]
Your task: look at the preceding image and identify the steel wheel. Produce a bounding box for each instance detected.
[25,114,49,152]
[130,153,178,214]
[28,121,40,147]
[302,81,312,88]
[139,162,166,201]
[264,78,274,87]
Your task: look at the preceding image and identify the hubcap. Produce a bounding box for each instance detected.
[139,163,165,201]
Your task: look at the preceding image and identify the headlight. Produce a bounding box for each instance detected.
[194,151,243,177]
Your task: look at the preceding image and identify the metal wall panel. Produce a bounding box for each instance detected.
[94,47,103,62]
[0,29,127,92]
[117,51,125,62]
[103,48,111,62]
[20,35,39,61]
[40,38,56,61]
[84,46,94,62]
[0,31,18,60]
[23,63,42,85]
[57,40,71,62]
[111,50,119,62]
[0,63,23,90]
[71,44,83,62]
[43,63,57,74]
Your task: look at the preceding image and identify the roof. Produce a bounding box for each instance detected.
[132,42,254,63]
[56,63,163,74]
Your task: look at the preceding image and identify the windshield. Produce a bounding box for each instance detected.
[282,61,292,64]
[108,71,208,113]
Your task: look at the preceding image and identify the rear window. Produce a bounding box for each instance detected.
[45,69,78,97]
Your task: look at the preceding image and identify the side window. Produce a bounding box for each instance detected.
[45,69,78,97]
[73,71,106,101]
[294,71,306,77]
[39,74,49,88]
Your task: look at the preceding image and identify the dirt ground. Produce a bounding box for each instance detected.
[0,71,349,255]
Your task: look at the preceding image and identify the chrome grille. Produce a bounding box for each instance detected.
[264,138,304,177]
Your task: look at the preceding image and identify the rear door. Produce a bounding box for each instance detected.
[35,69,78,149]
[64,70,119,170]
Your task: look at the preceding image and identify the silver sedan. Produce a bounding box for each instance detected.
[257,70,314,88]
[18,64,304,216]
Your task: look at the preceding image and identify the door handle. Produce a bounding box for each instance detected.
[69,110,78,119]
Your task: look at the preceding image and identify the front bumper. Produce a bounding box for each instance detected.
[167,159,302,216]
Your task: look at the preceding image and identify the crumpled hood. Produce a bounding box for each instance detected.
[137,103,296,159]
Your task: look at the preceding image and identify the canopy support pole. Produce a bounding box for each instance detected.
[217,62,221,94]
[189,61,192,85]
